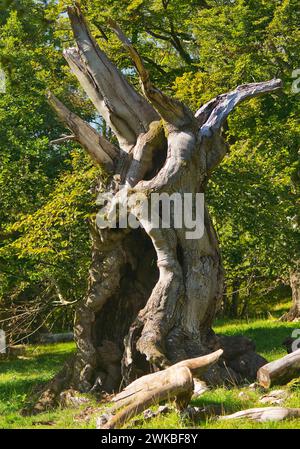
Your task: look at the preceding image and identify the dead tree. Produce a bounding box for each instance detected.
[33,5,282,408]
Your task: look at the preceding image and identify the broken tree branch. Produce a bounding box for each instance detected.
[99,349,223,429]
[50,135,76,145]
[257,348,300,388]
[66,5,158,150]
[47,91,118,172]
[197,79,283,137]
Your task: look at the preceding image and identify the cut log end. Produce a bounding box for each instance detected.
[257,348,300,388]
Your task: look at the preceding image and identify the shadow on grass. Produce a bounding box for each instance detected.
[233,325,298,355]
[0,350,73,375]
[0,378,42,412]
[0,346,74,413]
[215,321,299,356]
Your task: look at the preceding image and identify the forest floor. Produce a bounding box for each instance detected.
[1,315,300,429]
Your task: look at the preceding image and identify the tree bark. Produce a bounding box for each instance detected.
[281,265,300,322]
[99,350,222,429]
[29,5,282,411]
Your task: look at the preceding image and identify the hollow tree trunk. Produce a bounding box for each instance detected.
[32,6,282,408]
[281,266,300,322]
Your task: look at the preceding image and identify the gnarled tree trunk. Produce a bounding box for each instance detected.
[31,6,282,410]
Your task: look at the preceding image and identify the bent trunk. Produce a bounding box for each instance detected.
[29,6,282,411]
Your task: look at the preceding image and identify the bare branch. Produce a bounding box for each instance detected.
[66,5,158,150]
[50,135,76,145]
[197,79,283,136]
[103,366,193,429]
[257,348,300,388]
[125,120,167,186]
[219,407,300,423]
[47,91,118,172]
[108,19,195,128]
[99,349,223,429]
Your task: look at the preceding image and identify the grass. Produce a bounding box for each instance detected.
[0,318,300,429]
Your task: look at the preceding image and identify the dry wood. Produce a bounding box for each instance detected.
[66,6,158,151]
[219,407,300,423]
[257,348,300,388]
[39,333,74,344]
[100,349,223,429]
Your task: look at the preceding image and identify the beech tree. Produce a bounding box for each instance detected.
[29,5,283,405]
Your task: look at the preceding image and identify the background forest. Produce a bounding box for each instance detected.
[0,0,299,345]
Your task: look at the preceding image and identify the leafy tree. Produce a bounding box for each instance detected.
[174,0,300,317]
[0,0,97,340]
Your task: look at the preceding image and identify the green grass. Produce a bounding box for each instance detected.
[0,318,300,429]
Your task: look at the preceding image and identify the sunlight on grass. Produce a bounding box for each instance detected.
[0,319,299,429]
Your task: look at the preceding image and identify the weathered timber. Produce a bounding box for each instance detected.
[257,348,300,388]
[99,349,222,429]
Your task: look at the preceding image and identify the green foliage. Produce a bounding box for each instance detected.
[1,151,99,298]
[0,1,101,335]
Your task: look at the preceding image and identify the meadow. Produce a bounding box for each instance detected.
[1,316,299,429]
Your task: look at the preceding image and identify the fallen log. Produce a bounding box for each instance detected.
[99,349,223,429]
[219,407,300,423]
[39,333,74,344]
[257,348,300,388]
